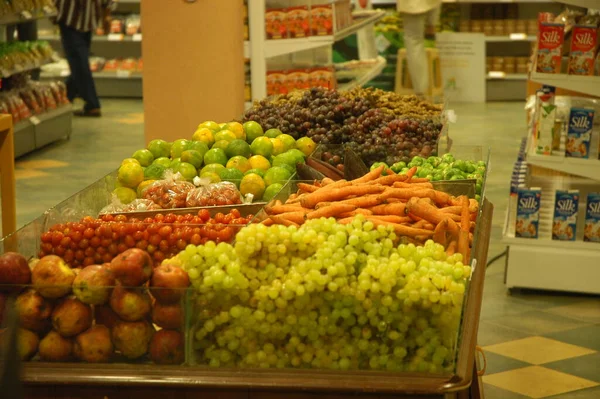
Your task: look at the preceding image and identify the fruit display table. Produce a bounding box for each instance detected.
[0,114,16,238]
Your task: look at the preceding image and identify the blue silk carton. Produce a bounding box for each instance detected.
[584,193,600,242]
[566,108,594,158]
[552,190,579,241]
[515,188,541,239]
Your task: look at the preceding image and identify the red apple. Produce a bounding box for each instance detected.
[108,248,152,287]
[109,285,151,322]
[74,325,114,363]
[15,289,53,333]
[112,320,154,359]
[150,263,190,304]
[149,329,184,365]
[38,330,73,362]
[72,264,115,305]
[94,305,120,329]
[0,252,31,292]
[152,302,183,330]
[32,255,75,298]
[51,297,93,337]
[0,328,39,360]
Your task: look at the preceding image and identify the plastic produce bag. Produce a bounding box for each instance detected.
[100,198,161,215]
[185,181,243,207]
[142,170,195,209]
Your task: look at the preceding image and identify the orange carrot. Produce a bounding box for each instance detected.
[440,206,462,215]
[366,215,412,224]
[446,240,457,255]
[446,218,460,243]
[405,166,418,180]
[271,211,306,225]
[458,196,470,261]
[271,215,300,227]
[297,183,319,193]
[367,219,434,237]
[338,195,382,208]
[351,165,385,184]
[267,205,309,215]
[433,219,448,246]
[377,187,425,202]
[261,218,274,226]
[369,202,406,215]
[337,217,355,225]
[306,204,357,220]
[407,177,431,183]
[360,173,407,186]
[339,208,373,218]
[393,181,434,189]
[406,197,458,225]
[300,185,385,209]
[322,177,335,186]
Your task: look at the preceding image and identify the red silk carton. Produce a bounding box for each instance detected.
[536,22,564,73]
[568,25,598,76]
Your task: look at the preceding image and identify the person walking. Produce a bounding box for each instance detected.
[54,0,110,117]
[397,0,441,97]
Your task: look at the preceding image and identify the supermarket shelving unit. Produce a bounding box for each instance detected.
[503,0,600,295]
[0,7,73,158]
[38,0,142,98]
[245,0,386,105]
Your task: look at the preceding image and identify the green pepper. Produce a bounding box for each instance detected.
[391,161,406,173]
[441,153,455,163]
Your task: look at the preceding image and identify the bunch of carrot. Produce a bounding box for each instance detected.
[262,165,479,260]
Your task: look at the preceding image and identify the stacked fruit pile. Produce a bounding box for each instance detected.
[242,88,443,166]
[115,120,316,205]
[0,249,190,364]
[39,209,252,267]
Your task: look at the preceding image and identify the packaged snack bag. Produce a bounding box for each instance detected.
[584,193,600,242]
[515,187,541,239]
[311,4,333,36]
[566,108,593,158]
[266,8,287,39]
[266,70,288,96]
[552,190,579,241]
[287,6,309,38]
[536,22,564,73]
[568,25,599,76]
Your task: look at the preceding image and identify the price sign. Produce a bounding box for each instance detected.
[132,33,142,42]
[488,71,506,79]
[116,70,132,78]
[509,33,527,40]
[30,116,41,125]
[107,33,124,41]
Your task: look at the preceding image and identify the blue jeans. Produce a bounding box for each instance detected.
[59,23,101,111]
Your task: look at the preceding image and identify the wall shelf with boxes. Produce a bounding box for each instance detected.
[504,1,600,294]
[244,0,386,103]
[37,0,142,98]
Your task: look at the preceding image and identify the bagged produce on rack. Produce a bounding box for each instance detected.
[141,170,195,209]
[99,197,161,215]
[19,87,42,115]
[185,181,243,207]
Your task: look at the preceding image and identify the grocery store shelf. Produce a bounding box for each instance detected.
[0,8,56,25]
[263,11,385,58]
[40,34,142,43]
[530,70,600,97]
[527,150,600,181]
[373,0,550,3]
[554,0,599,8]
[485,34,536,42]
[338,57,386,91]
[14,105,73,158]
[486,72,527,80]
[40,70,142,97]
[1,57,54,78]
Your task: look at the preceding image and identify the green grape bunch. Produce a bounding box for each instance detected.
[175,215,471,372]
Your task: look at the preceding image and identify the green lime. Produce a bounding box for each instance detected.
[198,121,221,133]
[212,140,230,152]
[226,155,251,173]
[147,139,171,159]
[277,134,296,151]
[204,148,228,166]
[248,155,271,171]
[200,163,225,176]
[132,149,154,167]
[265,128,283,138]
[226,122,246,140]
[144,164,166,180]
[240,173,265,200]
[170,157,182,170]
[178,162,198,181]
[286,149,306,164]
[186,141,210,158]
[270,138,285,156]
[153,157,172,168]
[192,127,215,147]
[137,180,155,197]
[243,121,264,143]
[226,139,252,158]
[263,183,283,202]
[171,139,190,159]
[113,187,137,204]
[245,168,265,178]
[295,137,316,156]
[181,150,205,168]
[219,168,244,187]
[214,129,237,143]
[250,137,274,158]
[264,166,292,186]
[118,163,144,188]
[200,171,221,183]
[121,157,140,166]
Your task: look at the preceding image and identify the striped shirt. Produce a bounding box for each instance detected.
[55,0,108,32]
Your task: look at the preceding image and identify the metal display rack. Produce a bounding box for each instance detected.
[503,0,600,295]
[245,0,386,107]
[0,7,73,158]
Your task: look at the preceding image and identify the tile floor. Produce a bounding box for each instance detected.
[3,99,600,398]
